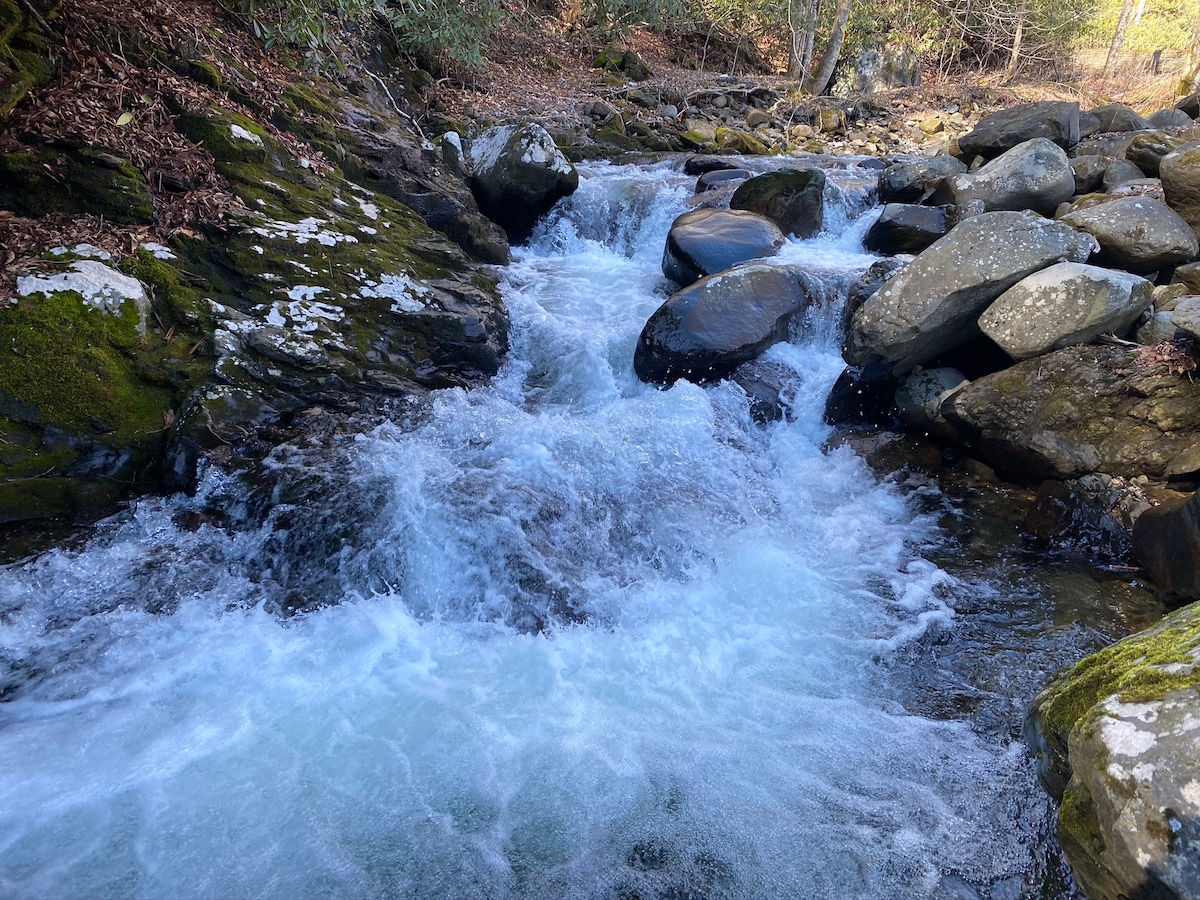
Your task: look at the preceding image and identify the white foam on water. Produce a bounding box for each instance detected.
[0,161,1054,899]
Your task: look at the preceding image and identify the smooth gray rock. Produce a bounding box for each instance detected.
[1161,142,1200,238]
[979,262,1153,360]
[863,203,948,255]
[934,138,1075,216]
[1172,261,1200,292]
[895,367,968,441]
[943,344,1200,479]
[877,155,968,203]
[1149,107,1194,128]
[845,210,1096,377]
[1088,103,1154,132]
[634,264,821,385]
[1060,196,1198,273]
[1025,602,1200,900]
[695,168,750,193]
[661,208,785,286]
[1125,132,1190,176]
[1170,295,1200,339]
[729,168,826,238]
[956,101,1081,159]
[1136,309,1179,344]
[1133,492,1200,598]
[1101,158,1146,190]
[469,122,579,243]
[1070,155,1110,194]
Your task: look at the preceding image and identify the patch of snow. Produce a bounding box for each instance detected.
[285,285,327,303]
[359,273,431,314]
[16,261,149,332]
[139,242,176,260]
[251,217,359,247]
[230,124,264,146]
[356,198,380,221]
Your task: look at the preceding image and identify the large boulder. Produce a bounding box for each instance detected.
[1149,107,1194,128]
[1160,142,1200,238]
[1060,196,1198,273]
[1133,491,1200,601]
[469,122,579,244]
[877,155,967,203]
[956,100,1081,159]
[1088,103,1154,133]
[728,168,826,238]
[661,208,785,286]
[979,263,1153,360]
[1124,132,1190,177]
[863,203,948,255]
[943,344,1200,480]
[634,264,821,385]
[1024,602,1200,900]
[934,138,1075,216]
[845,211,1096,377]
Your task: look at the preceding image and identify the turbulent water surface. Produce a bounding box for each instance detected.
[0,160,1132,899]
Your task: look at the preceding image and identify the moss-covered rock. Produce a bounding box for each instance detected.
[1025,603,1200,900]
[0,0,58,115]
[0,142,154,224]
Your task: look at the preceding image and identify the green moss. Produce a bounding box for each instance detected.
[282,81,339,119]
[0,145,154,224]
[176,110,274,164]
[1040,602,1200,739]
[1058,782,1106,857]
[715,128,769,155]
[0,291,174,445]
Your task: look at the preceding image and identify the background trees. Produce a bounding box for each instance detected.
[237,0,1200,94]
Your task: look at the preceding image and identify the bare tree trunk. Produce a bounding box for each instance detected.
[1005,3,1025,82]
[1104,0,1135,77]
[788,0,820,81]
[804,0,851,95]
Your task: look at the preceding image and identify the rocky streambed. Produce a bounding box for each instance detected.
[2,9,1200,895]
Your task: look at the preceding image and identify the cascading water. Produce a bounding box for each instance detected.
[0,160,1089,899]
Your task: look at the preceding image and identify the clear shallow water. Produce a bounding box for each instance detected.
[0,161,1086,898]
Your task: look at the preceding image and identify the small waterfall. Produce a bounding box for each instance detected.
[0,160,1075,900]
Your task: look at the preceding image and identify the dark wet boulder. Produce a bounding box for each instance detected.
[934,138,1075,216]
[1025,602,1200,900]
[877,155,967,203]
[943,344,1200,480]
[1022,475,1146,564]
[823,366,900,428]
[683,155,740,176]
[979,263,1153,361]
[695,168,751,193]
[1132,491,1200,601]
[732,358,800,424]
[661,208,785,286]
[634,264,821,385]
[1088,103,1154,133]
[956,100,1081,159]
[469,122,579,244]
[728,168,826,238]
[894,367,967,442]
[845,211,1096,377]
[863,203,948,255]
[1060,196,1198,273]
[0,143,154,224]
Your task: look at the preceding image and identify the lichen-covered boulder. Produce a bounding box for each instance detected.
[1124,132,1190,177]
[1024,602,1200,900]
[728,168,826,238]
[661,208,785,286]
[634,264,821,385]
[877,155,967,203]
[979,262,1153,360]
[469,122,579,243]
[943,344,1200,480]
[845,211,1096,377]
[1060,196,1198,273]
[0,253,212,525]
[1160,143,1200,238]
[0,143,154,224]
[863,203,948,255]
[956,100,1081,159]
[934,138,1075,216]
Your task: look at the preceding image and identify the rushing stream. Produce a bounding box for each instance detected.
[0,160,1148,898]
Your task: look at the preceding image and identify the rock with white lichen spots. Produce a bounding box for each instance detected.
[468,122,579,244]
[1025,602,1200,900]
